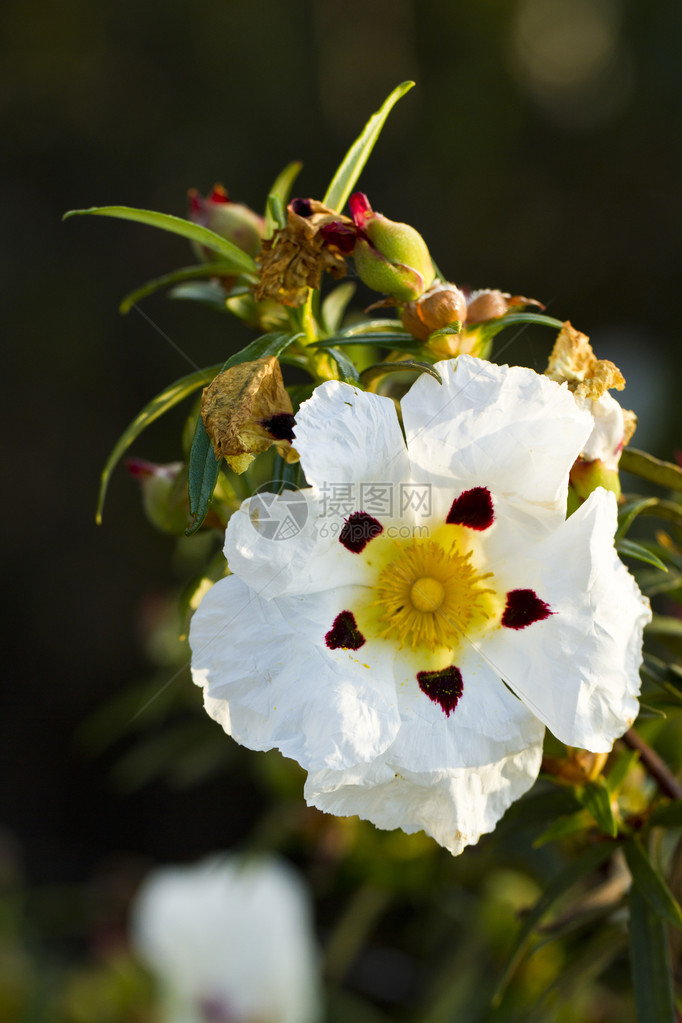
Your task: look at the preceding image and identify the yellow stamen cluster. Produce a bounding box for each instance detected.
[373,539,494,651]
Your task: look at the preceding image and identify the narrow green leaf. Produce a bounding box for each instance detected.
[264,160,303,237]
[186,331,302,532]
[428,320,462,339]
[169,280,228,311]
[646,614,682,638]
[64,206,257,274]
[322,281,356,334]
[628,885,677,1023]
[119,262,233,313]
[323,81,415,212]
[624,837,682,929]
[312,333,421,352]
[96,364,222,523]
[649,802,682,827]
[474,311,565,349]
[360,360,443,385]
[617,539,668,572]
[186,419,220,535]
[492,841,614,1004]
[325,346,360,383]
[533,810,590,848]
[338,318,405,336]
[576,779,618,837]
[618,496,682,539]
[620,448,682,492]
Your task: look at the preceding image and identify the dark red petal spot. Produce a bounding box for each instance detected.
[446,487,494,530]
[325,611,366,650]
[339,511,384,553]
[502,589,554,630]
[417,666,463,717]
[260,412,296,441]
[291,197,313,217]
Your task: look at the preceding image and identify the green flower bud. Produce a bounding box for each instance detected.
[349,193,434,302]
[188,184,265,262]
[568,457,621,515]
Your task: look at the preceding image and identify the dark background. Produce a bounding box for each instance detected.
[2,0,681,887]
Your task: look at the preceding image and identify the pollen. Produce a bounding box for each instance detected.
[372,539,495,651]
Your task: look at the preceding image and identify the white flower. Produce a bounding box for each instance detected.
[190,356,650,855]
[131,854,321,1023]
[574,391,627,470]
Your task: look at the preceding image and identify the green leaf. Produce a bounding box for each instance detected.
[323,81,415,212]
[338,318,405,336]
[360,360,443,385]
[606,748,640,795]
[649,801,682,827]
[576,779,618,837]
[533,810,591,848]
[96,364,222,523]
[322,281,357,334]
[620,448,682,492]
[492,840,615,1004]
[474,311,565,348]
[186,331,302,533]
[169,280,229,311]
[325,346,360,383]
[617,539,668,572]
[646,614,682,638]
[118,262,233,313]
[312,334,421,352]
[63,206,257,274]
[264,160,303,237]
[618,496,682,539]
[624,837,682,929]
[628,885,677,1023]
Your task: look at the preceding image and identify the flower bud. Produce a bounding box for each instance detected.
[401,282,467,342]
[188,184,265,262]
[466,289,544,324]
[126,458,189,534]
[201,357,298,474]
[349,193,435,302]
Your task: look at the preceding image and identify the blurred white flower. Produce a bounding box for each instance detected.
[131,854,321,1023]
[191,356,650,854]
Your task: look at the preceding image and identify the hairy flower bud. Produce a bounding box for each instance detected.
[126,458,189,534]
[201,357,297,474]
[188,184,265,262]
[466,289,544,324]
[349,193,435,302]
[401,282,467,341]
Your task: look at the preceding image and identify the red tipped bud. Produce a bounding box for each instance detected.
[188,185,265,262]
[349,193,435,303]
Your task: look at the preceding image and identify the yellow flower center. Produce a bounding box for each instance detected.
[372,538,495,651]
[410,577,445,612]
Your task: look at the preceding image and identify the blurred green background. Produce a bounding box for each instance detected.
[1,0,681,1016]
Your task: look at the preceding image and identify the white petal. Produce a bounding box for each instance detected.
[294,380,410,488]
[389,645,545,772]
[401,356,592,509]
[575,392,625,469]
[190,576,401,771]
[131,854,321,1023]
[485,488,650,751]
[224,489,373,600]
[305,736,543,856]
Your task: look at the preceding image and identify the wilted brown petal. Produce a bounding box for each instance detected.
[254,199,351,307]
[201,357,294,472]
